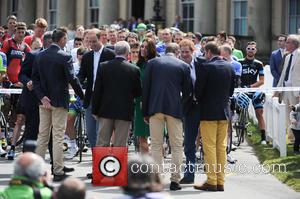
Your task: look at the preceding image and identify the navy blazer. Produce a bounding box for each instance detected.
[195,57,235,121]
[78,47,115,108]
[270,49,283,86]
[19,49,41,108]
[142,55,192,119]
[32,44,84,109]
[182,56,206,115]
[92,57,141,121]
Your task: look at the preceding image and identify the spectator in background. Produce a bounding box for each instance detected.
[24,18,48,47]
[156,28,173,55]
[136,23,147,42]
[129,42,140,64]
[3,15,17,41]
[70,37,83,62]
[227,36,244,60]
[55,177,86,199]
[66,25,85,52]
[194,32,203,57]
[118,29,128,42]
[0,152,53,199]
[126,32,139,46]
[100,29,109,46]
[172,15,183,30]
[270,34,287,87]
[30,37,43,50]
[0,26,5,46]
[216,31,227,45]
[173,31,184,44]
[108,28,118,46]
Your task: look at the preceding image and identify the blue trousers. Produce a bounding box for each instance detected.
[85,103,99,148]
[183,103,201,180]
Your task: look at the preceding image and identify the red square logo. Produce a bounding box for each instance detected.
[92,147,128,186]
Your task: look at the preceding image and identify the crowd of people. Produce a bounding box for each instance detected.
[0,13,299,198]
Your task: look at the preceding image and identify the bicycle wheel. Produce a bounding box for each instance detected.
[237,109,247,146]
[76,112,84,163]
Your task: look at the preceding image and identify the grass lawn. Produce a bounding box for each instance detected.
[246,122,300,192]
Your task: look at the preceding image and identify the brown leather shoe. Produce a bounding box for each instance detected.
[217,184,224,191]
[194,183,217,191]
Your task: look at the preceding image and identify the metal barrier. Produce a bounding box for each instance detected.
[263,95,287,157]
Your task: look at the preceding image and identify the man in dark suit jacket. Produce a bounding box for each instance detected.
[92,41,141,146]
[18,31,52,143]
[270,35,286,86]
[178,39,206,184]
[77,29,115,149]
[142,43,192,191]
[194,42,235,192]
[32,28,84,182]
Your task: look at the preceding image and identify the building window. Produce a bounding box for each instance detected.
[233,0,248,36]
[48,0,57,30]
[11,0,18,17]
[88,0,99,28]
[288,0,300,33]
[181,0,194,32]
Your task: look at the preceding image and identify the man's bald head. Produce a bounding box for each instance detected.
[14,152,46,181]
[56,177,86,199]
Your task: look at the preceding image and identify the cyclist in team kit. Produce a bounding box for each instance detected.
[0,22,31,159]
[238,41,267,145]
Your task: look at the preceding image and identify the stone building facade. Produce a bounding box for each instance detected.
[0,0,299,60]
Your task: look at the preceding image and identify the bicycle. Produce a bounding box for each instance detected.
[74,107,88,163]
[233,93,251,147]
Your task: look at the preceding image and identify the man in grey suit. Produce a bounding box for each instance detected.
[142,43,192,191]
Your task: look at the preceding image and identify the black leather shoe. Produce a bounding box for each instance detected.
[170,182,182,191]
[63,166,74,173]
[53,173,70,182]
[87,173,92,179]
[179,177,194,184]
[217,184,224,191]
[51,166,74,174]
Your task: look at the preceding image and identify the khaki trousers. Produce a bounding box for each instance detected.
[149,113,183,183]
[200,120,228,186]
[96,118,131,147]
[35,106,68,175]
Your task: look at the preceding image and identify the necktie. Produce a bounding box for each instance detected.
[284,54,293,81]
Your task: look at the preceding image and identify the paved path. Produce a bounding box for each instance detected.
[0,139,299,199]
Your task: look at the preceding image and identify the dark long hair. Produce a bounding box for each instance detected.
[136,38,157,67]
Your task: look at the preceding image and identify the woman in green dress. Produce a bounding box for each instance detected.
[133,38,157,153]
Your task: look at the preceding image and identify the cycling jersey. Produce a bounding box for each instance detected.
[1,38,31,83]
[0,52,7,73]
[239,58,264,87]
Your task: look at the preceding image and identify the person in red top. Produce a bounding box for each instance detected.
[1,22,31,84]
[1,22,31,160]
[2,15,17,42]
[23,18,48,46]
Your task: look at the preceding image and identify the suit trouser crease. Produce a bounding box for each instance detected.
[183,104,200,179]
[96,118,130,147]
[150,113,183,183]
[36,106,67,175]
[85,103,99,148]
[200,120,228,186]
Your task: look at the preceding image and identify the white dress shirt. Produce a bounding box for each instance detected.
[93,45,104,90]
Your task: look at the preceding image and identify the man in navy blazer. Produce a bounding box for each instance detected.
[32,27,84,182]
[77,29,115,149]
[194,42,235,192]
[142,43,192,191]
[270,35,286,87]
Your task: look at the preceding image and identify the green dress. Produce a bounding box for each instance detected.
[134,61,150,137]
